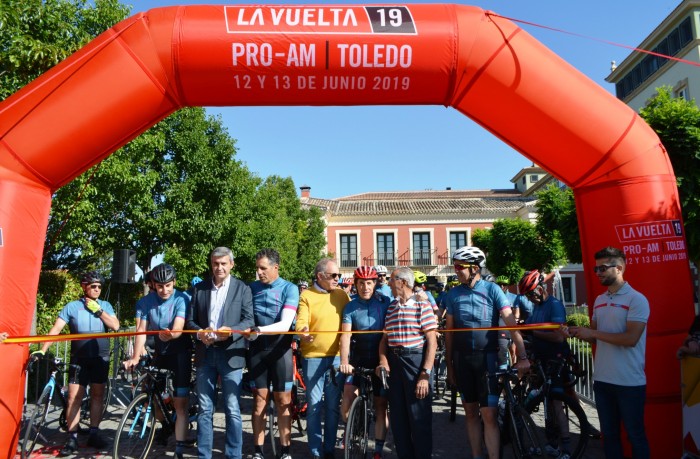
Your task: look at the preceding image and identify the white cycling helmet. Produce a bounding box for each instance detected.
[373,265,388,275]
[452,246,486,266]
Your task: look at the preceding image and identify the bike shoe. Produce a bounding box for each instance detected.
[544,444,560,457]
[279,454,292,459]
[60,437,79,456]
[587,424,602,439]
[87,432,107,449]
[252,453,265,459]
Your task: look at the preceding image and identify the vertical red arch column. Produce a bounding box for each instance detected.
[0,4,693,456]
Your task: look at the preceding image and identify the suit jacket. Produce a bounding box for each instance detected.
[186,275,254,369]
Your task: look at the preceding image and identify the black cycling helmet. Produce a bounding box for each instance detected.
[150,263,176,284]
[81,271,105,285]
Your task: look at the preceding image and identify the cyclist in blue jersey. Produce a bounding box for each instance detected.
[373,265,393,300]
[125,263,193,458]
[443,247,529,459]
[339,266,391,459]
[244,249,299,459]
[33,271,120,455]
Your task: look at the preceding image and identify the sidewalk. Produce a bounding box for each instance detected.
[17,382,604,459]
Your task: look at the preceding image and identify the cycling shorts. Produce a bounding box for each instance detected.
[247,346,293,392]
[453,350,500,408]
[345,354,387,398]
[153,352,192,397]
[69,356,109,387]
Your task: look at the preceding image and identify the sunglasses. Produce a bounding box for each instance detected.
[593,264,617,273]
[454,263,476,271]
[377,274,386,277]
[87,284,102,289]
[326,273,341,279]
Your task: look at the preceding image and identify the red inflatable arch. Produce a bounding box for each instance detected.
[0,4,694,455]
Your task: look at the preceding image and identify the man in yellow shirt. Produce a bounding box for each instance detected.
[296,258,350,459]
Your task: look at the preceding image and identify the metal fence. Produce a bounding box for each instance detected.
[569,336,595,405]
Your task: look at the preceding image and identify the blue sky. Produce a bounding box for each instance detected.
[130,0,681,199]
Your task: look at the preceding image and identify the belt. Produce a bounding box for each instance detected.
[389,346,424,355]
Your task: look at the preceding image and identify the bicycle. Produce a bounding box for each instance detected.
[20,354,114,458]
[493,367,546,459]
[433,318,448,399]
[113,362,197,459]
[522,355,590,459]
[267,339,307,458]
[344,367,388,459]
[20,357,81,458]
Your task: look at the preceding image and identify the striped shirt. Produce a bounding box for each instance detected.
[385,295,437,348]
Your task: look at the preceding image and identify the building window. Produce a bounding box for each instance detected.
[522,177,526,185]
[529,174,539,183]
[413,232,431,265]
[675,85,689,101]
[615,16,693,100]
[449,231,467,256]
[377,233,395,266]
[339,234,357,268]
[560,275,576,305]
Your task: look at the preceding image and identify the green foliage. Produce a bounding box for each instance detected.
[640,86,700,263]
[476,218,567,284]
[0,0,131,99]
[536,183,581,263]
[566,312,590,328]
[35,270,83,336]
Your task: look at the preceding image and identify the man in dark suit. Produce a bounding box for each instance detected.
[186,246,254,459]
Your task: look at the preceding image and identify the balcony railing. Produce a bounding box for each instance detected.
[398,248,437,266]
[339,254,358,268]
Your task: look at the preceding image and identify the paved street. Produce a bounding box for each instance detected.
[17,379,604,459]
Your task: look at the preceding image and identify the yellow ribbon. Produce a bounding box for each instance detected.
[1,323,562,345]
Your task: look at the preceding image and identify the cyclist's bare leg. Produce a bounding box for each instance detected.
[252,388,271,446]
[480,406,500,459]
[341,384,358,423]
[373,395,388,442]
[273,390,292,447]
[65,383,85,431]
[173,396,189,441]
[464,401,484,458]
[88,382,105,427]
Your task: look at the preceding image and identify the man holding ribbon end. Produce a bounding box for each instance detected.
[31,271,120,455]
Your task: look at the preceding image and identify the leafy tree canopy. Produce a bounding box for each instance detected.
[473,217,567,284]
[640,86,700,263]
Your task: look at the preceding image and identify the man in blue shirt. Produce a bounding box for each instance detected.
[444,247,529,459]
[126,263,193,457]
[33,271,120,455]
[339,266,391,459]
[245,249,299,459]
[373,265,393,300]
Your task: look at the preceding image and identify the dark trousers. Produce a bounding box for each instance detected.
[594,381,649,459]
[387,350,432,459]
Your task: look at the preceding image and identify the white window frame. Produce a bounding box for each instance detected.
[445,227,470,256]
[336,230,361,269]
[373,229,398,267]
[409,228,434,265]
[559,274,577,305]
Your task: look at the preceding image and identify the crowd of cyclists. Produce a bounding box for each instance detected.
[23,244,603,459]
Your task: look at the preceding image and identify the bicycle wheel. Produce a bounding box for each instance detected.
[433,353,447,399]
[268,400,279,458]
[21,386,52,459]
[113,392,157,459]
[291,382,306,434]
[549,392,590,459]
[508,404,545,459]
[344,397,368,459]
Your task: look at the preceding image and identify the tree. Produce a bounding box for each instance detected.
[473,218,567,283]
[3,1,327,292]
[640,86,700,263]
[535,183,581,263]
[0,0,131,100]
